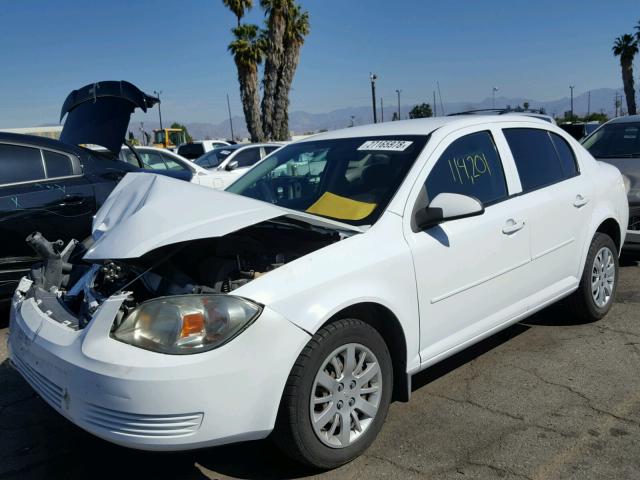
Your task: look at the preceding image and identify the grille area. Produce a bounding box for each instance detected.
[83,404,203,438]
[11,354,64,410]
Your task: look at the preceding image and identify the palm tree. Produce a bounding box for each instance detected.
[222,0,253,27]
[272,5,309,140]
[612,34,638,115]
[228,24,266,141]
[260,0,292,139]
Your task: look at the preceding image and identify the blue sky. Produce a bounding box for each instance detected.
[0,0,637,127]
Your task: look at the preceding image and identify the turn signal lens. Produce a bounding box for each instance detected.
[180,312,205,338]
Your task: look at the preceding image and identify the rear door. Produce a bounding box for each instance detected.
[0,143,94,296]
[500,127,594,303]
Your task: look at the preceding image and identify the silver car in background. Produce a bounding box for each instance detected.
[582,115,640,252]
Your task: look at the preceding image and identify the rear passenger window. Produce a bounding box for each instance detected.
[0,144,45,184]
[504,128,569,192]
[43,150,74,177]
[550,133,578,178]
[426,131,508,205]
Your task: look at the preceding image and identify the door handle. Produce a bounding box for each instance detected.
[573,194,589,208]
[502,218,525,235]
[60,195,85,206]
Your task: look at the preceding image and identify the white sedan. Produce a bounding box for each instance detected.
[119,146,220,189]
[193,142,282,189]
[8,116,628,469]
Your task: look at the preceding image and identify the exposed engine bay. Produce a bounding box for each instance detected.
[25,218,346,329]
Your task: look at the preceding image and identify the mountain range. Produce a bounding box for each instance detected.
[131,87,625,141]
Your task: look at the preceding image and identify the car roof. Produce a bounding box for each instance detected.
[0,131,86,155]
[301,115,552,142]
[607,115,640,124]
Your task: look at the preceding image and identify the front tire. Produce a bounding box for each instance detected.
[274,318,393,469]
[566,232,618,321]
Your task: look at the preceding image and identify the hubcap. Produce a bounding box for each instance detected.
[310,343,382,448]
[591,246,615,308]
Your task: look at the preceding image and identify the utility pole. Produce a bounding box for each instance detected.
[433,91,437,117]
[437,81,446,116]
[587,90,591,118]
[370,73,378,123]
[492,86,498,109]
[395,89,401,120]
[226,93,235,141]
[380,97,384,122]
[569,85,575,120]
[153,90,163,131]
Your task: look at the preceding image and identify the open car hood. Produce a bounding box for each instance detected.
[59,81,157,156]
[85,173,363,260]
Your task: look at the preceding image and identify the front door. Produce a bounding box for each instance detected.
[403,129,531,364]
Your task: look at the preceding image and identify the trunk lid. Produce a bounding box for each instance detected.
[59,81,158,156]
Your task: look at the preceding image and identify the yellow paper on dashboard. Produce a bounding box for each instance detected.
[306,192,376,221]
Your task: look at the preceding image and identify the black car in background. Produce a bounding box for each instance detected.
[0,80,183,300]
[0,133,140,299]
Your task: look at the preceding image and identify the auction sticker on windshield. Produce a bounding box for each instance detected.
[358,140,413,151]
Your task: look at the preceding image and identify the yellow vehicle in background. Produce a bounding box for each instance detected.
[153,128,187,149]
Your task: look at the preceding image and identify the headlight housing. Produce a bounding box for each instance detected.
[112,295,262,354]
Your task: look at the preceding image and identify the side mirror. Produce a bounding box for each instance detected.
[414,193,484,230]
[225,160,239,171]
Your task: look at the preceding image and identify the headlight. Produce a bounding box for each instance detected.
[112,295,262,354]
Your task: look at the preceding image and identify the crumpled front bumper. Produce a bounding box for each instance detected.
[8,286,310,451]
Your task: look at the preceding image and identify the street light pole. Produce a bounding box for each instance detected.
[396,89,401,120]
[570,85,575,119]
[153,90,163,131]
[226,93,235,141]
[370,73,378,123]
[492,86,498,109]
[380,97,384,122]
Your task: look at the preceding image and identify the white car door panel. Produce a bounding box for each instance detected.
[407,199,532,362]
[500,128,595,305]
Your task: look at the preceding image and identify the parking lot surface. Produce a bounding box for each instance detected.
[1,260,639,480]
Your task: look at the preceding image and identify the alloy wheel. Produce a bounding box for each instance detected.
[310,343,382,448]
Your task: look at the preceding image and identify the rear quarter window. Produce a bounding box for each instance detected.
[43,150,74,177]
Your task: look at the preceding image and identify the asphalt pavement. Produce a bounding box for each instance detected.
[1,259,639,479]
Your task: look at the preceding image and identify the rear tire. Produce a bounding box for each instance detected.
[566,232,618,322]
[274,318,392,469]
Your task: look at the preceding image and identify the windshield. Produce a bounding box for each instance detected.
[227,135,429,226]
[194,148,234,168]
[154,130,166,144]
[168,130,185,146]
[582,122,640,157]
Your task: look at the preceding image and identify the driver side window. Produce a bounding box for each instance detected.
[426,131,508,205]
